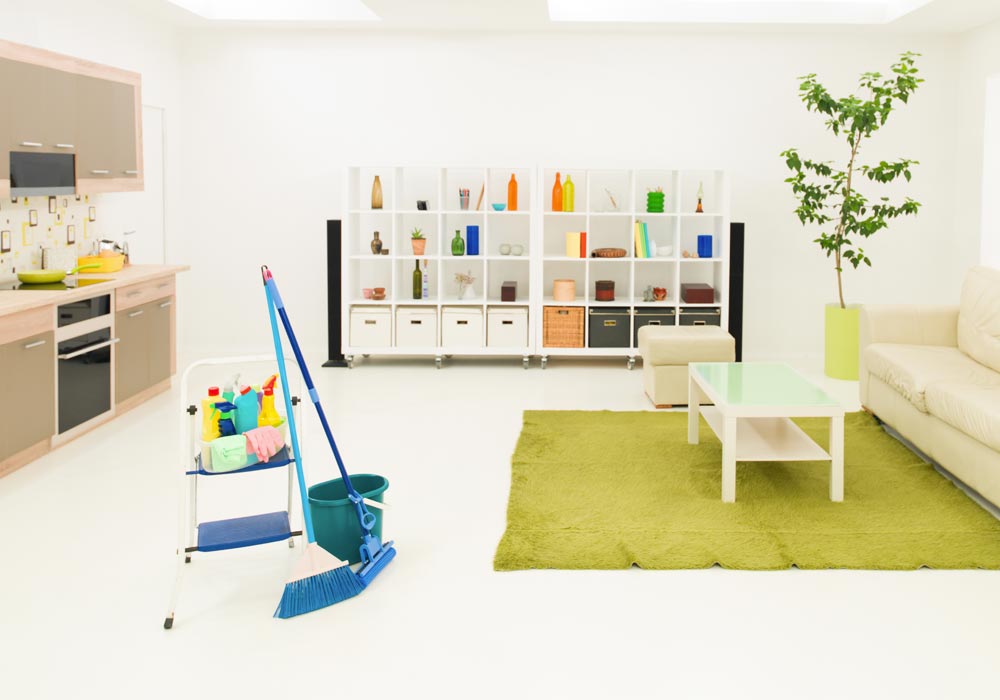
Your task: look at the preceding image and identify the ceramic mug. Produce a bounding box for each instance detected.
[499,243,512,255]
[417,200,428,210]
[511,244,524,256]
[362,288,373,299]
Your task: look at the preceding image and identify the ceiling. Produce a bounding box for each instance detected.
[150,0,1000,33]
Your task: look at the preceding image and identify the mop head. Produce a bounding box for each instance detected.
[274,542,365,619]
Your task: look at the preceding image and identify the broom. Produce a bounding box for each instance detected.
[264,267,365,618]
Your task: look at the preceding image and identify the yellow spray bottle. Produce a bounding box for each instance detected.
[258,374,282,428]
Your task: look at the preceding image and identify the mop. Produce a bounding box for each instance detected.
[266,269,365,619]
[264,267,395,617]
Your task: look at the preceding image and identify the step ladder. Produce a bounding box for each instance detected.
[164,355,304,630]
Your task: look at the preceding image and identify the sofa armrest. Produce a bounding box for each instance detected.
[859,305,959,406]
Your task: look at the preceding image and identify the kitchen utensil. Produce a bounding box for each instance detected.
[491,203,506,211]
[17,262,101,285]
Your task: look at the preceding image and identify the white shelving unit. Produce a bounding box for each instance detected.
[343,166,729,369]
[344,166,535,368]
[535,168,730,369]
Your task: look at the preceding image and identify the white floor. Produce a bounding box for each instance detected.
[2,356,999,699]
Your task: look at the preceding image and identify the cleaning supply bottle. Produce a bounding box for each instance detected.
[552,172,563,212]
[507,174,518,211]
[563,174,575,212]
[211,402,238,437]
[222,374,239,403]
[201,387,222,441]
[234,385,259,434]
[421,259,429,299]
[258,375,283,428]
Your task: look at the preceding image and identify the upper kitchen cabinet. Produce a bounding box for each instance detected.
[0,39,143,198]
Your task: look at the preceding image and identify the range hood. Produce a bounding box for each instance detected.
[10,151,76,196]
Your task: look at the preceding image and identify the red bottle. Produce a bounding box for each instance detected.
[552,173,563,212]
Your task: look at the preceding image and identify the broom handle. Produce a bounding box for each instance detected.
[263,269,317,544]
[264,272,375,534]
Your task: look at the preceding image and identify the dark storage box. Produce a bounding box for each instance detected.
[588,307,631,348]
[633,307,676,346]
[595,280,615,302]
[681,283,715,304]
[501,281,517,302]
[679,307,722,326]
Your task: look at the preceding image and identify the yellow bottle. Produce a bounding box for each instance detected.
[563,175,575,212]
[258,375,282,428]
[201,386,222,441]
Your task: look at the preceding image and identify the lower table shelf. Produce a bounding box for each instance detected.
[197,510,292,552]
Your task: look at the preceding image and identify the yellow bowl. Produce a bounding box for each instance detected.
[76,254,125,273]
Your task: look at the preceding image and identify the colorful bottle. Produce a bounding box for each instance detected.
[211,402,238,437]
[507,174,518,211]
[201,387,222,441]
[451,229,465,256]
[234,385,259,434]
[412,259,421,299]
[563,175,575,212]
[552,172,563,212]
[222,374,239,404]
[422,259,429,299]
[258,375,282,428]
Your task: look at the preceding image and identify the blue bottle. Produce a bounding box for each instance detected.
[697,234,713,258]
[234,386,259,434]
[466,225,479,256]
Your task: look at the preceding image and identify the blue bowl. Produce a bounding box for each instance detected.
[491,203,507,211]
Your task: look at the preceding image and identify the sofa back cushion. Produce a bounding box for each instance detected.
[958,266,1000,372]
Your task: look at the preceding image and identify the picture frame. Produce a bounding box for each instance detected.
[66,225,76,244]
[29,209,38,226]
[1,230,10,253]
[48,196,56,213]
[88,206,96,222]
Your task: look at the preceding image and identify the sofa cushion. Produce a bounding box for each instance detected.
[958,266,1000,373]
[863,343,1000,412]
[638,325,734,365]
[925,382,1000,453]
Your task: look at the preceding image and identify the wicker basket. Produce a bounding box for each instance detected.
[592,247,627,258]
[543,306,584,348]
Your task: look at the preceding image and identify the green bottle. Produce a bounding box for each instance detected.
[451,229,465,256]
[412,259,421,299]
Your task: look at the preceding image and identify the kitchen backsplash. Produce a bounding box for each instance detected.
[0,194,105,281]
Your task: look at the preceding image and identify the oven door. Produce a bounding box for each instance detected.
[57,328,117,433]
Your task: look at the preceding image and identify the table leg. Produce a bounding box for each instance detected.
[722,416,737,503]
[688,372,700,445]
[830,414,844,502]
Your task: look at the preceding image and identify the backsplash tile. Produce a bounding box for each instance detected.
[0,195,102,281]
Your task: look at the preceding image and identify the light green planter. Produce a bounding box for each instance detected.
[824,304,860,380]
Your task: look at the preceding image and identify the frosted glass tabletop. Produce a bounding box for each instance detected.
[690,362,840,408]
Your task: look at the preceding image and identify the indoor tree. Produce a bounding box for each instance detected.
[781,51,924,309]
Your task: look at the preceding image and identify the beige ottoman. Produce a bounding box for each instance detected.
[638,326,736,408]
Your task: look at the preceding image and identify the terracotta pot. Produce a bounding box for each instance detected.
[411,238,427,256]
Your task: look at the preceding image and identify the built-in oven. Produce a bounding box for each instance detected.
[55,293,118,435]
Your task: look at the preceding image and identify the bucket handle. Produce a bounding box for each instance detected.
[363,498,387,510]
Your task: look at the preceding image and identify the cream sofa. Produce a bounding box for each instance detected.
[859,266,1000,507]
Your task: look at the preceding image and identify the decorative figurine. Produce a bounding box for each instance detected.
[643,285,655,302]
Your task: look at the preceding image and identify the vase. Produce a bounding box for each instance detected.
[370,231,382,255]
[371,175,383,209]
[824,304,860,380]
[451,230,465,256]
[457,283,468,300]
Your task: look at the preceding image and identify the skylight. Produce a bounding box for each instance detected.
[166,0,379,22]
[547,0,934,24]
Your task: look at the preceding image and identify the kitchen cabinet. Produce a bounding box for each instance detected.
[75,73,139,185]
[116,295,173,403]
[0,330,55,462]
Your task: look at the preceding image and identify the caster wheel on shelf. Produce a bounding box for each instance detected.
[445,354,453,359]
[627,358,635,371]
[163,616,174,630]
[541,357,548,370]
[288,539,295,548]
[435,356,442,370]
[346,355,355,369]
[523,357,530,369]
[184,555,191,564]
[362,354,370,358]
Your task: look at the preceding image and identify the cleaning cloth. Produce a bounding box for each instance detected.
[210,435,249,472]
[244,425,285,462]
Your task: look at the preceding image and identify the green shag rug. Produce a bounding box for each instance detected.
[494,411,1000,570]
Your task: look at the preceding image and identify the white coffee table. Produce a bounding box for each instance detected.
[688,362,845,503]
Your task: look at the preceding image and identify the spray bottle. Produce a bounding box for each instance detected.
[234,385,260,434]
[201,387,222,441]
[258,374,282,427]
[211,401,238,437]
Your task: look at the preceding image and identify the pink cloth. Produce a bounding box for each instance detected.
[244,426,285,462]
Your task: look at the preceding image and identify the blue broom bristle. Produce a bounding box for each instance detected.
[274,566,365,619]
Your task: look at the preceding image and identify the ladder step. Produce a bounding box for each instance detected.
[197,511,292,552]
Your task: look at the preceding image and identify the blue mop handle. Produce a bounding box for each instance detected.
[264,273,376,534]
[263,270,317,544]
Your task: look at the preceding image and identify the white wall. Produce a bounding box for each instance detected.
[981,75,1000,267]
[174,29,964,362]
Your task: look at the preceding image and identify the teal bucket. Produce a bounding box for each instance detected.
[308,474,388,565]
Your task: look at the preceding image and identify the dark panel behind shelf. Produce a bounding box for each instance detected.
[729,222,745,362]
[323,219,348,367]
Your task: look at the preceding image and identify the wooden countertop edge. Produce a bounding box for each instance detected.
[0,265,190,317]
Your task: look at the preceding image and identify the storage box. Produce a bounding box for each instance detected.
[501,281,517,302]
[679,307,722,326]
[595,280,615,302]
[350,306,392,347]
[553,279,576,301]
[681,283,715,304]
[487,306,528,348]
[588,307,631,348]
[633,308,676,346]
[396,306,438,347]
[543,306,584,348]
[441,306,483,347]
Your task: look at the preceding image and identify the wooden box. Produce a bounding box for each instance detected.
[543,306,584,348]
[680,283,715,304]
[501,281,517,302]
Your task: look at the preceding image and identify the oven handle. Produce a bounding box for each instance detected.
[58,337,120,360]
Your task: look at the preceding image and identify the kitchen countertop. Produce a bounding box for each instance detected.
[0,264,189,316]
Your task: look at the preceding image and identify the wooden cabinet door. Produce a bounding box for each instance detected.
[147,296,173,387]
[0,60,12,180]
[115,303,150,403]
[109,79,138,178]
[2,60,75,154]
[75,73,118,180]
[2,331,55,459]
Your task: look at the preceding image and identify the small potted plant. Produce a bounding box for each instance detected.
[411,227,427,256]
